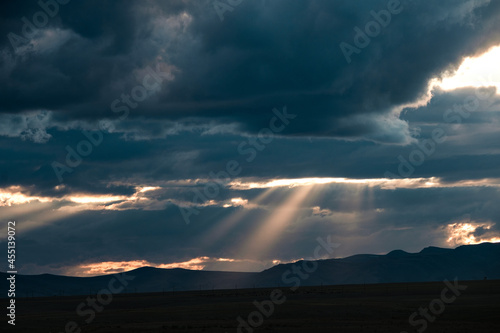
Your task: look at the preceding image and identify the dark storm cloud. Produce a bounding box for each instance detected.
[1,90,499,194]
[1,0,500,275]
[388,86,500,180]
[2,0,500,142]
[401,87,500,125]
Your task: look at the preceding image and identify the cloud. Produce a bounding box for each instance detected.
[1,0,500,276]
[2,178,500,275]
[2,0,500,143]
[444,219,500,246]
[311,206,334,217]
[0,110,52,143]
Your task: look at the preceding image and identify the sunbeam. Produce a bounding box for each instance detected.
[237,185,314,260]
[200,188,277,248]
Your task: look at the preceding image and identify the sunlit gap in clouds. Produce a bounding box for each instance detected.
[445,221,500,246]
[0,186,162,232]
[0,186,52,205]
[391,44,500,117]
[67,195,129,204]
[228,177,500,190]
[0,186,85,234]
[433,45,500,93]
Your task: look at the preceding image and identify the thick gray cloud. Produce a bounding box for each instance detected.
[1,0,500,275]
[2,0,500,142]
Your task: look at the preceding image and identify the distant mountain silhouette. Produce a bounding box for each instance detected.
[3,243,499,297]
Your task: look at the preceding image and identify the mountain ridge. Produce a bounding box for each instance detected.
[3,242,499,298]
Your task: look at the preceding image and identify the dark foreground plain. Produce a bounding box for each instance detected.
[3,279,500,333]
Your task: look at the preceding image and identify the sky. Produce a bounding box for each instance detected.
[1,0,500,277]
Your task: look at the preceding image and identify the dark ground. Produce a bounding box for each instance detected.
[3,279,500,332]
